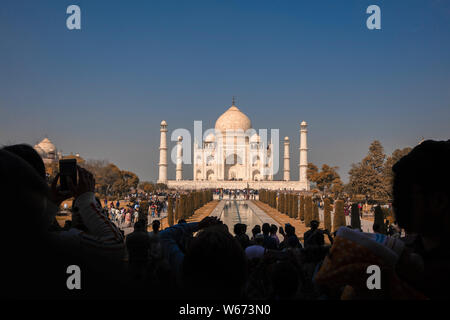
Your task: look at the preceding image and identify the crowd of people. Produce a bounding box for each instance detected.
[1,140,450,299]
[107,195,166,228]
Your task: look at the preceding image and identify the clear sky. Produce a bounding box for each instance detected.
[1,0,449,182]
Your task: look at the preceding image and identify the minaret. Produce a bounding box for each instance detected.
[158,120,168,184]
[176,136,183,181]
[283,136,290,181]
[299,121,308,184]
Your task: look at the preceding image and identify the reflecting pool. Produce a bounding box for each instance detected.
[219,200,262,237]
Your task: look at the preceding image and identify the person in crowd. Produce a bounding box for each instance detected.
[148,220,162,261]
[125,210,132,228]
[234,223,250,249]
[126,220,151,280]
[261,223,278,250]
[245,234,265,260]
[133,210,139,225]
[159,216,247,299]
[304,220,325,248]
[0,148,127,298]
[270,224,280,247]
[279,224,302,250]
[391,140,450,299]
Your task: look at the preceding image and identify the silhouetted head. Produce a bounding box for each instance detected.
[233,223,245,236]
[177,219,186,224]
[262,223,271,235]
[152,220,160,233]
[393,140,450,237]
[310,220,319,230]
[0,149,55,237]
[287,235,299,248]
[2,144,46,179]
[252,225,261,237]
[285,223,295,235]
[270,224,278,235]
[182,225,247,299]
[134,220,145,231]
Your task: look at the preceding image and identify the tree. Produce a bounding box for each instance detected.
[293,194,299,219]
[122,170,139,192]
[299,195,305,221]
[331,178,344,198]
[324,198,332,231]
[304,196,313,227]
[312,202,319,222]
[333,200,346,232]
[307,163,319,186]
[316,164,342,195]
[139,181,155,193]
[348,140,389,201]
[175,198,180,222]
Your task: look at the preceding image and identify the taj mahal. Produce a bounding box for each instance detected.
[157,100,310,190]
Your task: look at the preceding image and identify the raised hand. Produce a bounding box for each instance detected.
[50,173,73,207]
[68,166,96,199]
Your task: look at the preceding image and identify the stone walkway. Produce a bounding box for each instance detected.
[252,200,310,240]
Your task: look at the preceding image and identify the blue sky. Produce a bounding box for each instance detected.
[1,0,449,182]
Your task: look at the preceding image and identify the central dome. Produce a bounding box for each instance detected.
[215,104,252,132]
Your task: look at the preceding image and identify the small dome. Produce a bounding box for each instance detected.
[215,104,251,133]
[250,133,260,143]
[301,121,307,126]
[177,136,183,141]
[161,120,167,126]
[36,138,56,154]
[284,136,289,141]
[205,133,215,143]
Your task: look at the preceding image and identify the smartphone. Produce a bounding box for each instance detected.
[59,159,77,191]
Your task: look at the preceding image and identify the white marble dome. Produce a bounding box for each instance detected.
[35,138,56,154]
[205,133,216,142]
[250,133,260,143]
[215,104,251,132]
